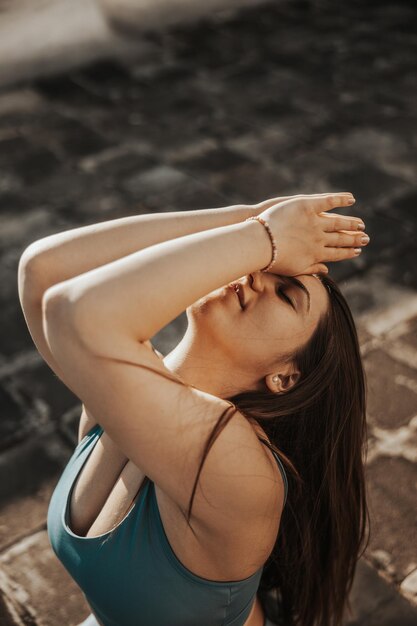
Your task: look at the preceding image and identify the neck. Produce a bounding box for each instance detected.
[163,327,255,400]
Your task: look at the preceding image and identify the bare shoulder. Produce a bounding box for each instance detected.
[198,424,286,576]
[63,331,279,540]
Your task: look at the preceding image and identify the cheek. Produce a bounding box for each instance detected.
[250,307,300,356]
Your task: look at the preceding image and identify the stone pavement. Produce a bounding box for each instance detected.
[1,0,417,624]
[0,0,266,88]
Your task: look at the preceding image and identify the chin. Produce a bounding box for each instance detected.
[188,297,213,318]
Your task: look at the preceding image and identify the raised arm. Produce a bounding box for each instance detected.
[18,193,325,369]
[19,203,256,300]
[42,192,363,355]
[18,203,256,383]
[17,202,255,440]
[37,192,368,529]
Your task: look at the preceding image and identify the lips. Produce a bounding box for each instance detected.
[229,283,245,309]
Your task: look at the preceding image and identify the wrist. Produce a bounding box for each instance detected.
[241,204,260,220]
[240,218,276,273]
[245,215,278,272]
[218,203,258,224]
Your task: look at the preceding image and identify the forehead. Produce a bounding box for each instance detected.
[296,274,330,317]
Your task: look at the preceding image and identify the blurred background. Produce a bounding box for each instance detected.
[1,0,417,624]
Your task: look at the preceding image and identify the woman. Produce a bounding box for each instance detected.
[18,192,370,626]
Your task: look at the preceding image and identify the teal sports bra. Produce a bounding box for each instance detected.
[47,424,288,626]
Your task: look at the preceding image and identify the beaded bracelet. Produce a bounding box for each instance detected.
[245,215,278,272]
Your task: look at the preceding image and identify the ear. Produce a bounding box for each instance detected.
[265,369,300,394]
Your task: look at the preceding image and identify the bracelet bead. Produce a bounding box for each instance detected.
[245,216,278,272]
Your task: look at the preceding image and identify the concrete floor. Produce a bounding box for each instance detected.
[0,0,416,624]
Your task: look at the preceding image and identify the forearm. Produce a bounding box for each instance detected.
[44,219,272,352]
[22,204,254,299]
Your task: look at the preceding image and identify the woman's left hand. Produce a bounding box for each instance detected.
[249,194,365,229]
[243,193,367,274]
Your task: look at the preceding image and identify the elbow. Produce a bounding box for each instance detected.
[18,246,46,305]
[42,284,67,315]
[42,286,96,354]
[42,284,86,354]
[41,286,73,333]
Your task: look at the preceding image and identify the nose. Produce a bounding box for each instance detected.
[248,272,259,292]
[249,271,281,292]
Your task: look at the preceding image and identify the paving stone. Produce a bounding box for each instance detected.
[0,432,69,551]
[0,379,36,452]
[0,0,416,620]
[79,149,158,178]
[131,83,215,125]
[0,88,45,117]
[0,211,73,357]
[27,168,103,216]
[129,177,231,214]
[0,190,32,214]
[344,558,417,625]
[378,247,417,292]
[322,127,416,185]
[328,164,409,206]
[88,104,210,148]
[0,207,68,252]
[367,416,417,466]
[393,189,417,224]
[0,570,38,626]
[64,59,136,100]
[0,301,39,357]
[208,161,297,205]
[0,531,90,626]
[0,106,55,138]
[58,403,85,447]
[0,135,61,186]
[363,348,417,427]
[65,187,133,221]
[122,164,193,198]
[356,324,374,350]
[398,317,417,353]
[15,358,78,424]
[169,145,251,175]
[223,116,327,164]
[337,266,417,324]
[366,456,417,584]
[401,568,417,606]
[35,73,117,106]
[38,115,112,159]
[356,592,417,626]
[382,320,417,372]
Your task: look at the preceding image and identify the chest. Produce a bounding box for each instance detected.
[68,422,277,584]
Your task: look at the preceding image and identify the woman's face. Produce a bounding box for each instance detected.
[187,271,330,386]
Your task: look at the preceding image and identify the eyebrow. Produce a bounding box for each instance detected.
[285,276,311,315]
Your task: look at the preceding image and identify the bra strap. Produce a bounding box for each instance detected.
[258,438,288,507]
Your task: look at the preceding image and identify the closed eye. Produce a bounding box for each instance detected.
[276,286,296,311]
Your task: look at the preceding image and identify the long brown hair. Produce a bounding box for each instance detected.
[104,271,370,626]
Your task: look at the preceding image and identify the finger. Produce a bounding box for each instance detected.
[319,212,365,232]
[322,247,363,262]
[307,193,355,213]
[254,194,303,210]
[324,231,370,248]
[255,191,355,212]
[303,264,329,275]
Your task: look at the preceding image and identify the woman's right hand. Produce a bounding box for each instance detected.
[254,192,370,277]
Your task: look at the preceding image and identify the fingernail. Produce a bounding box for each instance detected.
[361,235,370,243]
[354,248,362,254]
[357,222,365,230]
[348,196,356,205]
